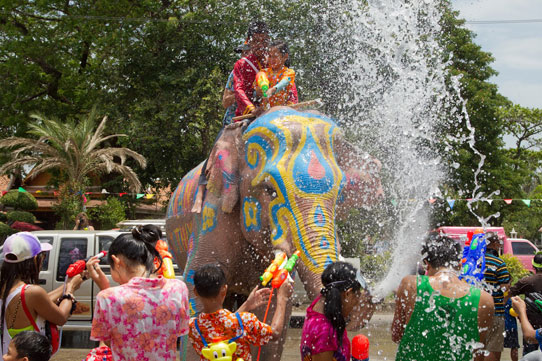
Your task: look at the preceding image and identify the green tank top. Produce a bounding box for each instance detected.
[396,275,481,361]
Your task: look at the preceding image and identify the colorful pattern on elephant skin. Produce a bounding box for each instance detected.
[243,109,345,274]
[201,202,218,235]
[243,197,262,232]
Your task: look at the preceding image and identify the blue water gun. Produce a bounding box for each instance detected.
[459,228,486,285]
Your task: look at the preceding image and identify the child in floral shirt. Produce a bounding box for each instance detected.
[90,227,190,361]
[188,264,292,361]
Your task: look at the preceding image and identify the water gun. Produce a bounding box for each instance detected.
[459,228,486,285]
[274,77,291,92]
[154,239,175,279]
[255,72,270,98]
[352,334,370,361]
[66,251,107,278]
[510,292,542,317]
[260,251,300,288]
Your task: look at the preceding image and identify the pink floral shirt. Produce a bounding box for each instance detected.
[91,277,189,361]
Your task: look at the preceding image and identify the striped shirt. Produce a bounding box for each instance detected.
[483,249,511,316]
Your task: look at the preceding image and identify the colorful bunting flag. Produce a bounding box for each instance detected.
[522,199,531,207]
[136,194,144,199]
[428,198,436,204]
[391,199,398,206]
[504,199,512,205]
[145,194,154,199]
[101,189,108,194]
[119,192,127,197]
[447,199,455,210]
[486,199,493,205]
[18,187,27,193]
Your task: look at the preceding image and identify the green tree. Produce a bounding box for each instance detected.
[0,190,38,211]
[88,197,126,230]
[0,111,146,227]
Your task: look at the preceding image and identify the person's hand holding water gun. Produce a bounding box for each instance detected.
[238,286,272,312]
[87,255,110,290]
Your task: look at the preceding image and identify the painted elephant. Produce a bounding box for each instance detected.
[166,107,383,361]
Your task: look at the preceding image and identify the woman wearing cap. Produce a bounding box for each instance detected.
[300,261,374,361]
[392,234,494,361]
[1,232,85,353]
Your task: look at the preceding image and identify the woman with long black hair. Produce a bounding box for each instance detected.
[301,262,373,361]
[1,232,84,353]
[89,226,189,361]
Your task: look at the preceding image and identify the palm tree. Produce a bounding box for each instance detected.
[0,110,147,193]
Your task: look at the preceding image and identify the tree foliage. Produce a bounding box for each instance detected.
[6,210,36,224]
[0,190,38,211]
[88,197,126,230]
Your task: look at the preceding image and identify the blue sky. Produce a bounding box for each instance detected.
[452,0,542,109]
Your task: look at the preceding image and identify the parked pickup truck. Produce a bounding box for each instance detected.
[22,230,181,331]
[436,226,539,272]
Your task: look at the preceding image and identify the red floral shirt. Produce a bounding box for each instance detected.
[189,309,273,361]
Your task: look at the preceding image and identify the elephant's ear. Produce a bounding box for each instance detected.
[334,136,383,213]
[206,126,243,213]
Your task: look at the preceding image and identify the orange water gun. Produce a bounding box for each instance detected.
[255,72,270,98]
[154,239,175,279]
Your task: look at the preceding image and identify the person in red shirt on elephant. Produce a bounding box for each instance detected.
[233,21,269,118]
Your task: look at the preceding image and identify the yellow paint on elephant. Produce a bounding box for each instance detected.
[202,203,217,234]
[243,113,344,273]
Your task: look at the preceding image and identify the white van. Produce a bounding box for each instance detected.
[24,229,181,331]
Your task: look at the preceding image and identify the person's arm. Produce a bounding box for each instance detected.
[391,275,416,343]
[87,256,110,290]
[475,290,494,360]
[237,286,272,313]
[90,292,112,344]
[512,296,538,342]
[269,280,294,340]
[233,60,255,115]
[288,82,299,105]
[26,279,81,325]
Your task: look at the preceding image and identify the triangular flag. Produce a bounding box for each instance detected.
[145,194,155,199]
[101,189,108,194]
[447,199,455,210]
[466,198,473,202]
[428,198,436,204]
[119,192,127,197]
[504,199,512,205]
[136,193,144,199]
[35,190,42,194]
[390,199,398,206]
[1,191,7,196]
[523,199,531,207]
[18,187,27,193]
[486,199,493,205]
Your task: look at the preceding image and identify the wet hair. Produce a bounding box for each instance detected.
[75,212,90,230]
[270,40,290,67]
[421,233,461,269]
[1,253,45,354]
[320,262,362,346]
[193,264,226,298]
[486,232,500,245]
[107,226,162,275]
[12,331,52,361]
[247,21,269,39]
[137,224,163,246]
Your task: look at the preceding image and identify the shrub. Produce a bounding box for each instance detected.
[6,211,36,224]
[0,212,6,222]
[88,197,126,230]
[0,190,38,210]
[0,222,16,243]
[501,254,531,285]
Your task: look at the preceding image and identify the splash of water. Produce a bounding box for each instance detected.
[312,0,461,298]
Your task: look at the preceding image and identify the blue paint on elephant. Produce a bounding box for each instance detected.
[201,202,217,235]
[185,269,196,285]
[320,236,330,249]
[293,131,335,194]
[314,205,326,227]
[243,197,261,232]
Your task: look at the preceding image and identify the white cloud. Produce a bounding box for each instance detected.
[494,37,542,71]
[497,80,542,109]
[453,0,542,20]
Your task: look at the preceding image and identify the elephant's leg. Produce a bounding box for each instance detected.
[249,291,294,361]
